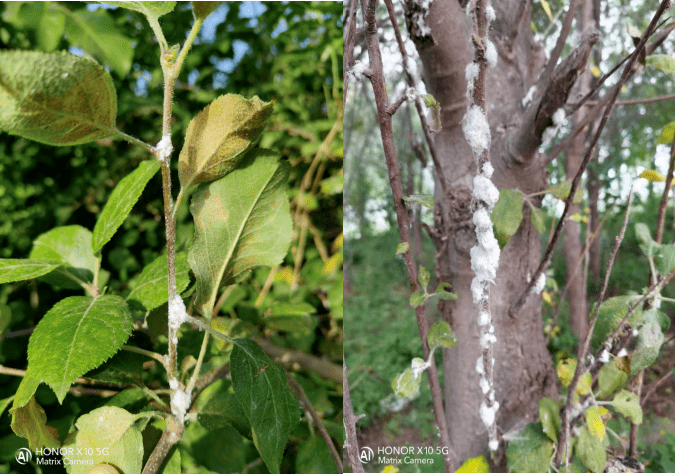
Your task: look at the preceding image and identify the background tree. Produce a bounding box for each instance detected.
[344,0,674,470]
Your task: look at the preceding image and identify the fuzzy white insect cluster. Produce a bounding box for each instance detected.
[530,272,546,294]
[171,388,191,424]
[406,87,417,102]
[155,134,173,163]
[349,60,369,83]
[485,5,496,23]
[521,85,537,109]
[462,105,491,158]
[480,400,499,428]
[411,357,431,378]
[541,107,568,148]
[412,0,435,37]
[168,294,188,345]
[485,40,497,68]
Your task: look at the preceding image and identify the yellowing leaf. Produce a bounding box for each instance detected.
[179,94,274,190]
[590,65,601,77]
[322,252,341,274]
[274,267,294,285]
[10,396,60,451]
[557,358,575,387]
[456,455,489,473]
[585,406,606,439]
[397,242,410,255]
[576,372,592,395]
[540,0,553,20]
[332,233,343,252]
[657,122,675,145]
[542,291,553,305]
[382,465,399,473]
[639,170,667,182]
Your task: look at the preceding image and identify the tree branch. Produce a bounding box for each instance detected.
[510,0,672,317]
[343,358,365,473]
[360,0,454,469]
[286,374,342,473]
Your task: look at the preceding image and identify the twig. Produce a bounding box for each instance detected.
[141,416,184,474]
[655,140,675,245]
[254,337,342,384]
[555,185,634,467]
[569,93,675,107]
[343,357,365,473]
[360,0,455,469]
[536,0,580,92]
[641,367,675,406]
[287,374,342,473]
[382,0,448,195]
[510,0,672,318]
[344,0,359,108]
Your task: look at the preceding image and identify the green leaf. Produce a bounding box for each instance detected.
[436,282,458,301]
[10,397,60,451]
[626,23,642,39]
[0,258,61,284]
[10,367,42,413]
[530,207,546,234]
[657,122,675,145]
[403,194,435,209]
[179,94,274,190]
[657,243,675,276]
[264,303,316,333]
[92,160,160,254]
[27,295,133,403]
[576,372,592,396]
[396,242,409,255]
[188,150,292,315]
[506,422,554,473]
[198,391,252,438]
[62,406,143,474]
[97,1,177,18]
[3,3,66,52]
[631,310,664,375]
[612,389,643,424]
[64,9,134,78]
[30,225,98,289]
[0,51,116,146]
[635,223,660,258]
[230,339,300,474]
[545,181,583,204]
[575,425,607,473]
[538,397,560,442]
[192,1,221,20]
[295,436,340,474]
[491,189,524,249]
[84,350,145,385]
[417,266,430,289]
[596,360,628,398]
[590,295,643,352]
[646,54,675,73]
[126,252,191,311]
[409,291,425,308]
[427,320,458,349]
[391,368,421,398]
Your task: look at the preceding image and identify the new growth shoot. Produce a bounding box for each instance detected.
[463,0,500,453]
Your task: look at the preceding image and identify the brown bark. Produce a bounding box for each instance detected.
[563,0,593,340]
[405,0,560,462]
[587,167,601,292]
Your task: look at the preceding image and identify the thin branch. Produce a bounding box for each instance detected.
[641,367,675,406]
[254,337,342,384]
[382,0,448,195]
[656,140,675,244]
[555,185,634,467]
[287,374,342,473]
[570,93,675,106]
[510,0,672,318]
[344,0,359,108]
[141,416,184,474]
[343,357,365,473]
[360,0,454,469]
[536,0,580,92]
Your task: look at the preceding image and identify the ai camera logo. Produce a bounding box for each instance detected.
[15,448,32,465]
[359,446,374,463]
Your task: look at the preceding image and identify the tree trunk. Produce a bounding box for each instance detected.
[563,0,593,339]
[404,0,572,462]
[587,166,601,293]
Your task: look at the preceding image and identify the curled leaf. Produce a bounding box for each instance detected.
[179,94,274,190]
